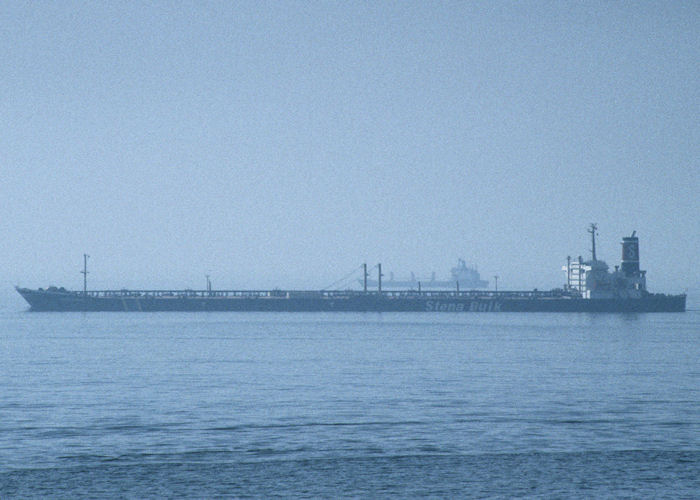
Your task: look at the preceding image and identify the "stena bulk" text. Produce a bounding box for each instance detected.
[425,300,502,312]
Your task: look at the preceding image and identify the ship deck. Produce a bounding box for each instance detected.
[36,288,577,300]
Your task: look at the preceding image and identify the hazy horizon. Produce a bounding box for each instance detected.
[2,1,698,298]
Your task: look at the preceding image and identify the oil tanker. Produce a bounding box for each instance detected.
[15,227,686,313]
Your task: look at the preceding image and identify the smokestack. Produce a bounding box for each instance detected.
[621,232,640,276]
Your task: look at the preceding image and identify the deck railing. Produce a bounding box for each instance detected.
[39,288,579,300]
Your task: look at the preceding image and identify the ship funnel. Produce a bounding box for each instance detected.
[621,232,640,276]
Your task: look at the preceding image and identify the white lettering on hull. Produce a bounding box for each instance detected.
[425,300,502,312]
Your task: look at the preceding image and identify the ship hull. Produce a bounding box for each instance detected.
[16,288,686,313]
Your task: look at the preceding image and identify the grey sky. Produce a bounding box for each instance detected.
[1,1,698,297]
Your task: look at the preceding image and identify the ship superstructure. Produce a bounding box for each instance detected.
[564,225,647,299]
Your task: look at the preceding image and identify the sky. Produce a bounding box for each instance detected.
[1,1,698,300]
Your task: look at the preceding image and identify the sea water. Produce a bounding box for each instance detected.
[1,307,698,498]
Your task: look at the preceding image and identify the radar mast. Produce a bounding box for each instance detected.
[588,223,598,261]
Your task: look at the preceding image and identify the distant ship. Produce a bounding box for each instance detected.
[362,259,488,290]
[15,226,686,312]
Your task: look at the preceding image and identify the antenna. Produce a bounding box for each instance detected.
[363,263,368,293]
[588,223,598,261]
[81,254,89,295]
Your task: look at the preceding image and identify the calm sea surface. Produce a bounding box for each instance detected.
[1,307,698,498]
